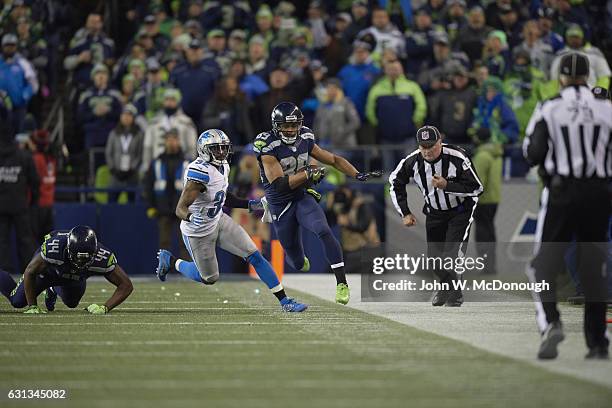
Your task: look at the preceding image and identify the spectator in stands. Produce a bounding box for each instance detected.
[549,24,611,89]
[503,49,546,137]
[227,59,268,102]
[443,0,468,44]
[141,88,197,173]
[428,65,477,145]
[498,3,523,49]
[134,58,167,120]
[313,78,360,148]
[184,19,203,40]
[0,90,11,138]
[251,65,313,135]
[0,33,37,135]
[456,5,491,64]
[228,29,248,60]
[554,0,590,39]
[169,38,218,129]
[15,17,48,92]
[359,7,404,61]
[515,20,554,79]
[424,0,447,25]
[141,14,170,58]
[325,185,380,274]
[536,7,564,53]
[246,35,270,80]
[77,64,122,149]
[484,0,518,31]
[120,73,137,106]
[105,104,143,203]
[202,76,253,146]
[366,55,426,168]
[417,32,470,94]
[470,76,518,145]
[405,8,439,76]
[338,40,381,128]
[29,129,55,244]
[471,127,501,275]
[127,58,146,89]
[482,30,510,78]
[203,29,230,76]
[253,5,275,50]
[143,128,189,259]
[64,13,115,89]
[343,0,369,44]
[113,42,147,86]
[306,1,330,52]
[0,136,38,273]
[198,0,251,32]
[323,12,352,76]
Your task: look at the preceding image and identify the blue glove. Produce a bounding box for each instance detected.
[188,213,205,226]
[356,170,383,182]
[248,199,264,212]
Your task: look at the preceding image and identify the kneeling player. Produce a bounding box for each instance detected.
[0,226,133,314]
[156,129,307,312]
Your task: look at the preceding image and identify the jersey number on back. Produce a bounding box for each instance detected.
[207,191,225,218]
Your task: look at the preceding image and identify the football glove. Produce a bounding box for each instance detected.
[305,188,322,202]
[306,166,326,185]
[86,304,108,315]
[188,213,205,226]
[23,305,46,314]
[248,199,264,212]
[355,170,383,182]
[146,208,158,219]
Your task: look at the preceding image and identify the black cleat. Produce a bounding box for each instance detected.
[537,321,564,360]
[585,347,609,360]
[445,290,463,307]
[431,290,449,306]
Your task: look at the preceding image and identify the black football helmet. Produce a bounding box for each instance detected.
[67,225,98,270]
[271,102,303,144]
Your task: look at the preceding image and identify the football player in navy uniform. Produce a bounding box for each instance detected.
[0,226,133,314]
[254,102,381,304]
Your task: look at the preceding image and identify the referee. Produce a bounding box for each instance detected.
[389,126,483,307]
[523,53,612,360]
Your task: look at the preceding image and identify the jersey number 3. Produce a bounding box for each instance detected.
[207,191,225,218]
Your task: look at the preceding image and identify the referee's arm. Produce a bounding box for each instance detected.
[444,156,484,197]
[523,103,549,166]
[389,156,414,216]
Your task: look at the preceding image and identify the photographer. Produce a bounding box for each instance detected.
[326,186,380,274]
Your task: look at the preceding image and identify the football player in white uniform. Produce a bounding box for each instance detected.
[155,129,307,312]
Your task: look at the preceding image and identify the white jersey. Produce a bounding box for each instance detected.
[180,158,230,237]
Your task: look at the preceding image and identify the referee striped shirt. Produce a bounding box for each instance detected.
[523,85,612,179]
[389,144,484,216]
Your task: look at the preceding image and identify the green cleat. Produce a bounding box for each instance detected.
[300,256,310,272]
[336,283,350,305]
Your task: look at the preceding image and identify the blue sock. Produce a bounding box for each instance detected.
[247,252,282,291]
[175,260,203,283]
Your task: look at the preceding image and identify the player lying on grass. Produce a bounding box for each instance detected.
[254,102,382,304]
[0,226,133,314]
[156,129,307,312]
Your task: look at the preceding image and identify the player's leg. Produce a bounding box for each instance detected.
[216,213,307,312]
[271,202,307,271]
[296,195,350,304]
[55,280,87,309]
[0,269,50,308]
[177,232,220,284]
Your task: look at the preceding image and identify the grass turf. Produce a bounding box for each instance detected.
[0,278,610,408]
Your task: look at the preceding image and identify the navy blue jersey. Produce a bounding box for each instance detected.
[254,127,316,208]
[39,231,118,282]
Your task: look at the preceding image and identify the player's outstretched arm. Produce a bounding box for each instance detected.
[23,253,47,307]
[100,265,133,312]
[175,180,205,222]
[310,144,359,178]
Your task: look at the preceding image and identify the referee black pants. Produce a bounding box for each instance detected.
[531,179,610,349]
[425,200,476,282]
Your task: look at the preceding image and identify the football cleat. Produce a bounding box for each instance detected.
[585,346,609,360]
[445,289,463,307]
[44,287,57,312]
[156,249,173,282]
[336,283,350,305]
[280,298,308,312]
[538,321,565,360]
[300,256,310,272]
[431,289,449,306]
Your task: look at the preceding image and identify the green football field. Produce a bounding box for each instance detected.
[0,278,610,408]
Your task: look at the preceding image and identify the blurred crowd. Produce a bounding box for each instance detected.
[1,0,612,264]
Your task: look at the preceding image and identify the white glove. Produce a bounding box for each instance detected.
[260,197,272,224]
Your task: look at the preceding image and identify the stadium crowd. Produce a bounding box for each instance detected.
[0,0,611,269]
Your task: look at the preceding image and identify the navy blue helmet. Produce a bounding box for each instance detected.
[271,102,303,144]
[67,226,98,270]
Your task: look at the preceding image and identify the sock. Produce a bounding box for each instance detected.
[331,263,347,285]
[247,252,285,301]
[0,269,17,298]
[175,259,203,283]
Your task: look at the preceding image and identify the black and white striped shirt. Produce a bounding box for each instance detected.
[523,85,612,180]
[389,144,484,216]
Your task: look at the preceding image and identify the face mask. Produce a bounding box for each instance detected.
[164,107,178,116]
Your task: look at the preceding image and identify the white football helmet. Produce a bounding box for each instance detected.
[197,129,232,165]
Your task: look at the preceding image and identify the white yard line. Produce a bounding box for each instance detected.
[283,274,612,389]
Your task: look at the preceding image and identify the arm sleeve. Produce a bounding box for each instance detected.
[224,191,249,209]
[523,103,549,166]
[388,156,414,217]
[445,156,484,197]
